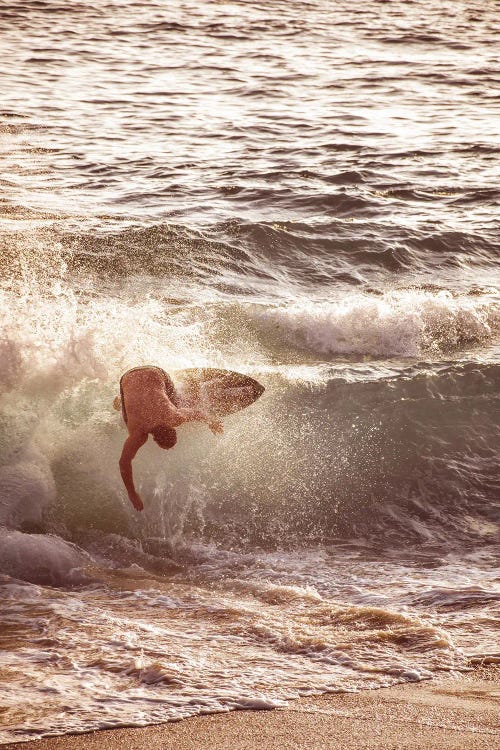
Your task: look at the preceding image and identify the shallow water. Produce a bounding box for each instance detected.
[0,0,499,743]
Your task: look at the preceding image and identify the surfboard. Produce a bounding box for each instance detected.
[173,368,265,417]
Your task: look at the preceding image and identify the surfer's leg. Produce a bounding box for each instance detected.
[162,371,179,406]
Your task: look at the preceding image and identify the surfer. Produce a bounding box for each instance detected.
[114,366,223,511]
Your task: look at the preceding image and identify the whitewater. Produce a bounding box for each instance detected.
[0,0,499,743]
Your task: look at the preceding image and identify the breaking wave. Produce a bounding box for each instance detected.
[259,289,500,358]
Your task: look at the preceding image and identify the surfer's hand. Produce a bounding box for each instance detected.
[129,492,144,512]
[209,420,224,435]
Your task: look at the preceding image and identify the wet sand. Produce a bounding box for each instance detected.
[4,666,498,750]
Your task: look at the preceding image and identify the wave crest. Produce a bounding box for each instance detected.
[260,289,500,357]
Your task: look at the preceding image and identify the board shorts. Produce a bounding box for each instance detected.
[119,366,178,424]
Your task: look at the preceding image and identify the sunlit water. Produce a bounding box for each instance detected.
[0,0,499,743]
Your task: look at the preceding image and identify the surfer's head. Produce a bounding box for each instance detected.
[151,425,177,450]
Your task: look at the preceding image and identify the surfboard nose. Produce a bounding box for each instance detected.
[246,376,264,401]
[253,381,265,399]
[229,371,264,401]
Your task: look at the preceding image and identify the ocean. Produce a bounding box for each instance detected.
[0,0,499,742]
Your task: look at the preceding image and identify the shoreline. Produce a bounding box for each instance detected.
[3,666,498,750]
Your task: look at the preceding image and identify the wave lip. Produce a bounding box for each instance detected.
[0,530,91,586]
[259,289,500,358]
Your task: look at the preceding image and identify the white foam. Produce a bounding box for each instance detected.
[259,290,500,357]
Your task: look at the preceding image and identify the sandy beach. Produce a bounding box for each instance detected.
[3,666,498,750]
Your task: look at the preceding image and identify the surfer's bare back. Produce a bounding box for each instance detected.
[114,366,223,511]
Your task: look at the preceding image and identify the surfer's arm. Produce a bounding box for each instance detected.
[119,432,148,511]
[175,407,224,434]
[160,393,223,434]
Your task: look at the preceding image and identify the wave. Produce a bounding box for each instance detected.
[258,289,500,357]
[3,220,499,308]
[0,530,91,586]
[1,355,498,582]
[0,230,498,585]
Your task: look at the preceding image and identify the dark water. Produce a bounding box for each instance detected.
[0,0,499,743]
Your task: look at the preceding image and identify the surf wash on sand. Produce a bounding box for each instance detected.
[0,0,499,746]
